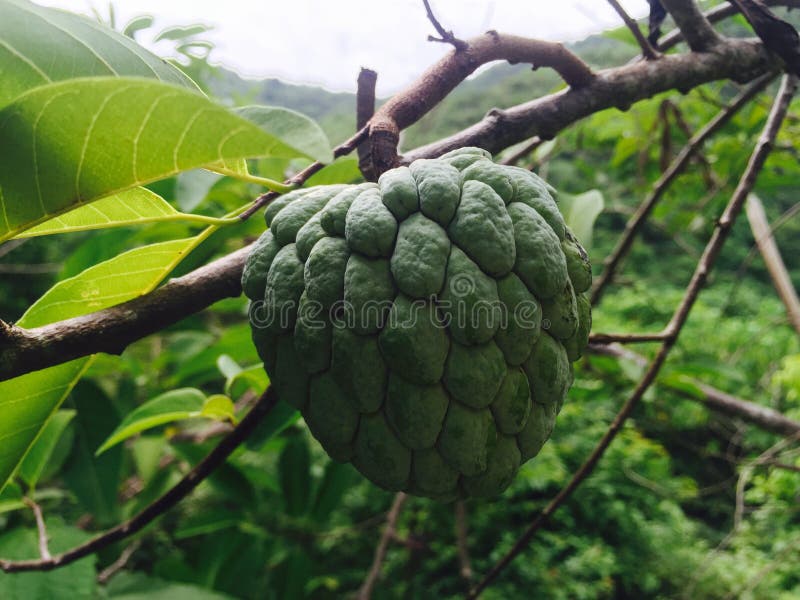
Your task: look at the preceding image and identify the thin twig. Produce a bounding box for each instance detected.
[357,492,408,600]
[455,500,473,585]
[607,0,660,59]
[589,331,670,344]
[745,193,800,335]
[590,71,775,306]
[96,540,141,584]
[500,137,543,166]
[238,125,369,221]
[659,0,722,51]
[0,387,278,573]
[469,73,797,599]
[23,498,51,560]
[422,0,467,50]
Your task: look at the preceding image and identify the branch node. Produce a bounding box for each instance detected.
[423,0,468,51]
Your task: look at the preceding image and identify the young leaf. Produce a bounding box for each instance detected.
[236,105,333,164]
[96,388,207,455]
[14,187,236,238]
[0,77,322,241]
[0,228,217,493]
[201,395,237,424]
[558,189,605,248]
[0,0,197,110]
[0,360,91,495]
[17,409,75,490]
[19,238,202,327]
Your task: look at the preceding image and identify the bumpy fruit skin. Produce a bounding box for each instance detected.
[243,147,592,500]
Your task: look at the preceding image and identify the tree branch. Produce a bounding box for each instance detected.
[357,492,408,600]
[729,0,800,75]
[0,387,278,573]
[356,68,379,181]
[23,498,51,561]
[404,38,774,161]
[0,245,252,382]
[590,70,774,305]
[422,0,467,50]
[468,73,796,599]
[590,343,800,437]
[659,0,723,51]
[607,0,661,59]
[658,0,800,53]
[454,500,473,585]
[370,31,595,174]
[745,193,800,335]
[0,36,788,381]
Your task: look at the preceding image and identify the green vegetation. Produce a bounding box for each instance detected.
[0,2,799,599]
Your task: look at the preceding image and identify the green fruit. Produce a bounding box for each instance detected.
[243,147,592,499]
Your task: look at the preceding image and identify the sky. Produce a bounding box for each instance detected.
[40,0,650,95]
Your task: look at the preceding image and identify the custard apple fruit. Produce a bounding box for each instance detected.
[243,147,592,500]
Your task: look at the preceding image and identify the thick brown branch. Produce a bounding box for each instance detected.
[607,0,660,59]
[0,387,278,573]
[370,31,594,173]
[659,0,723,51]
[404,38,774,161]
[469,73,796,599]
[357,492,408,600]
[590,71,774,305]
[0,245,251,382]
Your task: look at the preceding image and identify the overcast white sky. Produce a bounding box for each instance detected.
[40,0,650,94]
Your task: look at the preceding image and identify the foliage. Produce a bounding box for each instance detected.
[0,2,799,599]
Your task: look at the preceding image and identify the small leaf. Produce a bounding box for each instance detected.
[122,15,155,39]
[558,189,605,248]
[216,354,242,381]
[17,410,75,489]
[154,24,212,42]
[201,395,237,424]
[96,388,206,455]
[15,187,235,238]
[0,482,25,515]
[225,366,270,398]
[237,105,333,164]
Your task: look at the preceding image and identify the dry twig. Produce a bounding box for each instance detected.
[357,492,408,600]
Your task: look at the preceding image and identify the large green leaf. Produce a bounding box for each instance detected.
[0,232,215,492]
[19,237,199,327]
[0,0,197,110]
[15,186,236,238]
[0,77,318,241]
[237,105,333,164]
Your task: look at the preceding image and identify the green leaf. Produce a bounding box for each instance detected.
[236,105,333,164]
[225,366,270,398]
[175,169,224,212]
[0,519,96,598]
[17,409,75,490]
[558,189,605,248]
[0,229,216,493]
[201,395,237,424]
[310,462,357,524]
[19,237,201,327]
[154,24,212,42]
[105,572,235,599]
[279,434,312,517]
[96,388,207,455]
[0,77,323,241]
[122,15,155,39]
[62,380,124,525]
[0,482,25,515]
[14,187,236,238]
[0,359,91,494]
[0,0,197,110]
